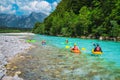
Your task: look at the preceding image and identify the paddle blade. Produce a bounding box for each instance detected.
[81,48,86,50]
[65,46,70,49]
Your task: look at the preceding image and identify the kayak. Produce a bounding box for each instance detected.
[92,49,102,55]
[26,40,36,43]
[71,49,81,54]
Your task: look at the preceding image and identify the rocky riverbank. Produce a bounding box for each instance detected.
[80,35,120,41]
[0,33,35,80]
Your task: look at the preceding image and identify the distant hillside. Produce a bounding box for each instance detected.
[0,12,47,28]
[33,0,120,40]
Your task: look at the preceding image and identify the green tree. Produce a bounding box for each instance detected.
[32,22,45,34]
[32,0,120,40]
[110,20,120,37]
[78,6,91,35]
[32,22,41,33]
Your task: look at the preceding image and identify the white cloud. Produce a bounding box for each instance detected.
[0,6,9,12]
[0,0,59,15]
[0,5,16,14]
[52,1,58,7]
[20,1,51,15]
[0,0,16,6]
[36,1,52,14]
[9,0,16,4]
[0,5,12,12]
[0,0,16,14]
[52,1,58,10]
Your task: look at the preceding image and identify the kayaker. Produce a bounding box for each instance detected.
[71,43,79,50]
[65,39,68,44]
[42,40,46,45]
[94,44,102,52]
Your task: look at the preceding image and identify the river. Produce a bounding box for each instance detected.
[7,34,120,80]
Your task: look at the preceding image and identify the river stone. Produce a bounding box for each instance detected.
[0,53,7,79]
[2,75,24,80]
[92,75,101,80]
[0,72,5,80]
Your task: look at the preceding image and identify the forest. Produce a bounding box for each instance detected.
[0,26,32,33]
[32,0,120,40]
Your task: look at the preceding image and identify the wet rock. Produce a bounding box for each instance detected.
[3,71,23,80]
[99,36,103,40]
[57,54,64,58]
[2,75,23,80]
[72,68,88,76]
[0,53,7,79]
[1,76,13,80]
[54,71,60,75]
[58,62,65,65]
[81,36,86,39]
[92,75,101,80]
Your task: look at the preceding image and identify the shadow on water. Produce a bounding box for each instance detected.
[6,35,120,80]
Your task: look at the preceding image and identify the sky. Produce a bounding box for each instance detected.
[0,0,61,16]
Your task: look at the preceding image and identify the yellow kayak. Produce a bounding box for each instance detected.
[92,49,102,55]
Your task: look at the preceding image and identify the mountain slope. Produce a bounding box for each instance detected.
[0,12,47,28]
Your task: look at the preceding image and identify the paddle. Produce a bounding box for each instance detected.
[93,43,100,47]
[65,45,70,49]
[93,43,96,47]
[81,48,86,51]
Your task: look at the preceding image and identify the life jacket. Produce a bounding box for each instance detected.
[42,41,46,45]
[74,46,78,50]
[96,47,100,51]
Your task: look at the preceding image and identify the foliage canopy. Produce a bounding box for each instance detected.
[33,0,120,39]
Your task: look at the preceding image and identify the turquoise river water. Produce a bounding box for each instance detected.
[7,34,120,80]
[33,34,120,67]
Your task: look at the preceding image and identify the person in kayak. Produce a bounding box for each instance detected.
[94,44,102,52]
[71,43,79,50]
[42,40,46,45]
[65,39,69,44]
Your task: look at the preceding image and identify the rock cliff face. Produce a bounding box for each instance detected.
[0,12,47,28]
